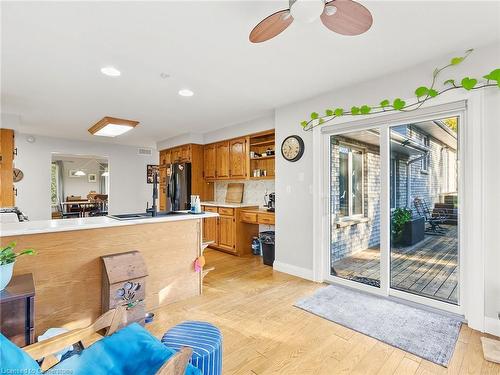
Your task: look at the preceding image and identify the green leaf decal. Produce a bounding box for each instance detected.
[319,118,325,124]
[483,69,500,87]
[380,99,390,108]
[451,57,464,65]
[428,89,438,97]
[300,121,308,128]
[393,98,406,110]
[461,77,477,90]
[351,106,360,115]
[325,109,334,117]
[443,79,455,86]
[415,86,429,98]
[334,108,344,116]
[310,112,319,120]
[360,105,371,114]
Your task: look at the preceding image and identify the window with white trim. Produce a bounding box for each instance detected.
[338,145,364,218]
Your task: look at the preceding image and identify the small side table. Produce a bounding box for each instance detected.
[0,273,35,347]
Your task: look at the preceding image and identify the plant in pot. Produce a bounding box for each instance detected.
[0,242,36,291]
[391,208,412,244]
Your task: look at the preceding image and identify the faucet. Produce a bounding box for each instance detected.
[146,169,158,217]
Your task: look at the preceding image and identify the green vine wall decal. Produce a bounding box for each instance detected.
[300,49,500,131]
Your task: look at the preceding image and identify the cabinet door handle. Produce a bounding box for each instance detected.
[13,187,17,196]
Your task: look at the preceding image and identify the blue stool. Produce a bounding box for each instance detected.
[161,321,222,375]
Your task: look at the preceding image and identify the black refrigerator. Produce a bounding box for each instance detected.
[166,162,192,212]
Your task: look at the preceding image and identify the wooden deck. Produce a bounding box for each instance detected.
[331,225,458,304]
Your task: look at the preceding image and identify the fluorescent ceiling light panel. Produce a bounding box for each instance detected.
[89,116,139,138]
[101,66,121,77]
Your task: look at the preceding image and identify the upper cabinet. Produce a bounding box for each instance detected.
[203,143,216,179]
[202,131,274,181]
[215,141,230,179]
[0,129,15,207]
[229,138,247,179]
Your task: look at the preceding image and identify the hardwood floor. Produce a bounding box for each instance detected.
[332,225,458,304]
[147,249,499,374]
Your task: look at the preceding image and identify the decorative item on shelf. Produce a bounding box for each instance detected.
[300,49,500,131]
[146,164,159,184]
[265,148,275,156]
[0,242,36,291]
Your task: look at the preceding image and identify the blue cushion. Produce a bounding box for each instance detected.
[0,333,41,373]
[47,323,201,375]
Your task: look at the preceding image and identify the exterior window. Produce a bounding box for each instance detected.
[338,145,364,217]
[421,135,430,172]
[390,158,396,208]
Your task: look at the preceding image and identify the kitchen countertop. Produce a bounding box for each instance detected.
[0,211,219,237]
[201,201,262,208]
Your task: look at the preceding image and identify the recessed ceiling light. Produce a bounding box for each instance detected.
[89,116,139,137]
[100,66,121,77]
[178,89,194,97]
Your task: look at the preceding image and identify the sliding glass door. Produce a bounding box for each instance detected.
[329,128,381,288]
[389,117,459,305]
[327,115,461,308]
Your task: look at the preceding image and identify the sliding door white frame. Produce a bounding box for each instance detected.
[312,91,486,331]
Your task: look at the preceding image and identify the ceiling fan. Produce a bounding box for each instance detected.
[249,0,373,43]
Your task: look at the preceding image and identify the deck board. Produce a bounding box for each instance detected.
[331,225,458,304]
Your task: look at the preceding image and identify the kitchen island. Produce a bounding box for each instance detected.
[0,212,217,336]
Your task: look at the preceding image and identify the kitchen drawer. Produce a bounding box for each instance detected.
[218,207,234,216]
[240,211,257,224]
[258,213,275,225]
[204,206,218,213]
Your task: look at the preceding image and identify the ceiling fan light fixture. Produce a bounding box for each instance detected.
[290,0,325,23]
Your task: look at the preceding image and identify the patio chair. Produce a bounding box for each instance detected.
[413,197,447,235]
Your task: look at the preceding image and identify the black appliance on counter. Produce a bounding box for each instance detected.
[167,162,192,212]
[265,192,275,212]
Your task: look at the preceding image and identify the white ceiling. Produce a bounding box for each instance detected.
[2,1,499,147]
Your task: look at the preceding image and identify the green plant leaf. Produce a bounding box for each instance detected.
[380,99,390,108]
[300,121,308,128]
[428,89,438,97]
[393,98,406,110]
[461,77,477,90]
[334,108,344,116]
[319,118,325,124]
[360,105,371,114]
[415,86,429,98]
[325,109,334,117]
[483,68,500,87]
[351,106,360,115]
[310,112,319,120]
[451,56,464,65]
[444,79,455,86]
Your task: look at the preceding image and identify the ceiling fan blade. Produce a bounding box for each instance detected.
[320,0,373,36]
[249,9,293,43]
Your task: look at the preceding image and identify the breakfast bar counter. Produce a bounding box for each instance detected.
[0,213,218,336]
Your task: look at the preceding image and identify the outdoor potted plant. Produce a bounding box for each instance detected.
[392,208,425,246]
[0,242,36,291]
[391,208,413,244]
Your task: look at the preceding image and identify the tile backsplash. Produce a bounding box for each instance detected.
[215,179,275,206]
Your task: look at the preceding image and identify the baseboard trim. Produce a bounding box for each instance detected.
[485,317,500,338]
[273,261,314,281]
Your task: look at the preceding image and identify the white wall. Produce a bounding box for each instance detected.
[58,158,106,198]
[13,133,158,220]
[274,43,500,322]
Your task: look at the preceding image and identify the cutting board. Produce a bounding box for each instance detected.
[225,183,244,203]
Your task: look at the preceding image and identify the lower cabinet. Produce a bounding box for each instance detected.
[202,205,258,256]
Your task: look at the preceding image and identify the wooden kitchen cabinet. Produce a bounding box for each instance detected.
[171,147,182,163]
[204,205,258,256]
[0,129,15,207]
[203,143,216,179]
[229,137,248,179]
[160,150,171,166]
[215,141,230,179]
[202,206,218,243]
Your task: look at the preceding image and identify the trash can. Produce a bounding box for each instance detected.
[260,231,275,266]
